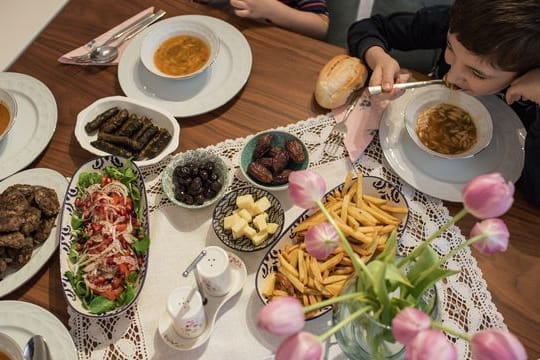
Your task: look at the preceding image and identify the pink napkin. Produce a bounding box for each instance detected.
[331,88,390,161]
[58,7,154,66]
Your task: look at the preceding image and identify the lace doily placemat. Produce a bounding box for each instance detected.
[68,113,505,360]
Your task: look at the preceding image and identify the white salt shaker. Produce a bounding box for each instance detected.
[167,286,206,338]
[196,246,231,296]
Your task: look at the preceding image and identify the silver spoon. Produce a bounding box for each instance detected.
[367,79,445,95]
[23,335,50,360]
[367,74,458,95]
[80,10,166,64]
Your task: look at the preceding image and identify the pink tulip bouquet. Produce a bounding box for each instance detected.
[256,171,527,360]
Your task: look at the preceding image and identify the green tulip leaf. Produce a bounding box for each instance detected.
[406,245,440,284]
[375,230,397,264]
[369,260,401,325]
[390,296,415,310]
[409,268,459,299]
[386,263,413,288]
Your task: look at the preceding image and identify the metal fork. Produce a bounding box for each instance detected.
[323,121,347,157]
[324,93,363,158]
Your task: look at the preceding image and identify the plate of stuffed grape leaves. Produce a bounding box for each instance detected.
[75,96,180,167]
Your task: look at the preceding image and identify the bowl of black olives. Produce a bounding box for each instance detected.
[162,149,231,209]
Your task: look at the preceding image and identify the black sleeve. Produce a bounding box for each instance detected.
[347,5,451,63]
[516,104,540,207]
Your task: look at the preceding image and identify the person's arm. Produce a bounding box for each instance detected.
[506,68,540,105]
[230,0,329,39]
[506,69,540,206]
[348,5,450,61]
[347,6,449,90]
[518,105,540,206]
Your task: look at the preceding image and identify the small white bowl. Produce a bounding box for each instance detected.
[0,88,17,142]
[0,332,23,360]
[140,19,220,80]
[75,96,180,167]
[404,85,493,159]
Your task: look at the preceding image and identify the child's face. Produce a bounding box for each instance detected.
[444,33,516,96]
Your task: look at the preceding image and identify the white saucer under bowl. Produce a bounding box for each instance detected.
[118,15,252,118]
[379,87,525,202]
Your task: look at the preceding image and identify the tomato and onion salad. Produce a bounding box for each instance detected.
[65,165,149,314]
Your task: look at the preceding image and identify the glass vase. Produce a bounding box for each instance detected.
[333,276,439,360]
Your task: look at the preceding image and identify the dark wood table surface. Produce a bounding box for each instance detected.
[3,0,539,357]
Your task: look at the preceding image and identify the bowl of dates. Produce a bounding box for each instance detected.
[75,96,180,167]
[162,149,231,209]
[240,130,309,191]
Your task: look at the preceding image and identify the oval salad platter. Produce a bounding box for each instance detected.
[58,155,150,318]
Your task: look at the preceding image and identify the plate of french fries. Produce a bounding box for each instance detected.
[255,172,409,319]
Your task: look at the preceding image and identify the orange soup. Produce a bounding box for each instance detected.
[415,103,477,155]
[0,102,11,136]
[153,35,210,76]
[0,350,13,360]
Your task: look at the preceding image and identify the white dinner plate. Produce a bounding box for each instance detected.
[0,72,57,180]
[0,300,77,359]
[118,15,252,117]
[0,168,68,297]
[379,88,526,202]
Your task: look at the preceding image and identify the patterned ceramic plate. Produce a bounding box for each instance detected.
[255,176,409,320]
[0,168,67,297]
[212,186,284,252]
[161,149,231,209]
[58,156,150,318]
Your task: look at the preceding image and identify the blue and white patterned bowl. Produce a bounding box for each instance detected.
[58,155,149,318]
[255,175,409,320]
[212,186,284,252]
[161,149,231,209]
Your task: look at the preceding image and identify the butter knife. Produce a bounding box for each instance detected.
[97,12,157,48]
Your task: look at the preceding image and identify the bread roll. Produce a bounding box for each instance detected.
[315,55,368,109]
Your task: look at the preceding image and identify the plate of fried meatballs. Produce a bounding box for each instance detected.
[0,168,67,296]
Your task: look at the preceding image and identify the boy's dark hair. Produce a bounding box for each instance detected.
[449,0,540,74]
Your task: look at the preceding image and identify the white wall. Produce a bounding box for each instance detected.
[0,0,69,71]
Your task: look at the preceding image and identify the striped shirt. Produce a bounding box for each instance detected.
[280,0,328,15]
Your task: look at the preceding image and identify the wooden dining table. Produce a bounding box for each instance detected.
[3,0,539,358]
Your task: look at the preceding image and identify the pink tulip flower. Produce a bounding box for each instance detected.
[288,170,326,209]
[462,173,514,219]
[471,329,527,360]
[304,222,339,260]
[392,308,431,346]
[405,330,457,360]
[470,218,509,255]
[257,296,305,336]
[275,332,323,360]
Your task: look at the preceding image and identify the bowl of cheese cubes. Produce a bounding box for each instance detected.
[212,186,284,252]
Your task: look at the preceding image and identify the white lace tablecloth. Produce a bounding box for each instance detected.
[68,113,506,359]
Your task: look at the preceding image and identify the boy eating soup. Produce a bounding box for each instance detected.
[347,0,540,205]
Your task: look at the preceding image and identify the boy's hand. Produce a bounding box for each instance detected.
[364,46,402,93]
[230,0,277,19]
[506,68,540,105]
